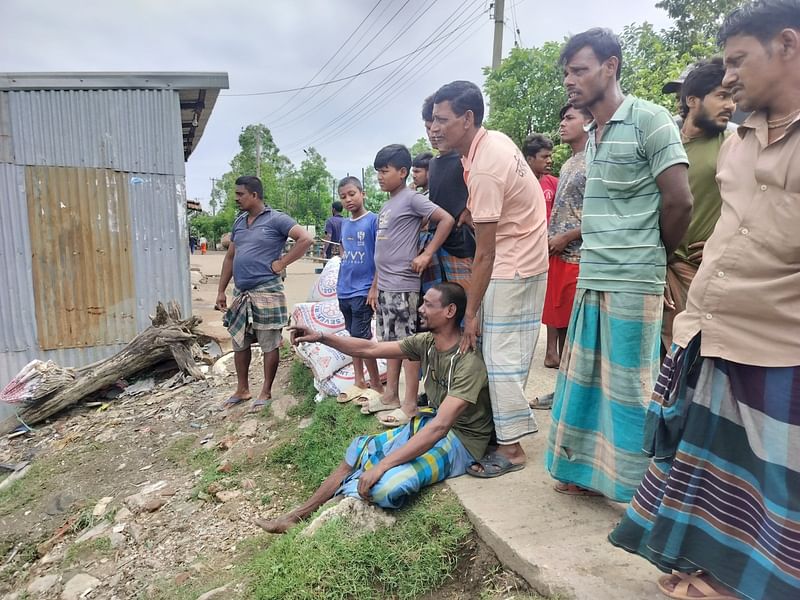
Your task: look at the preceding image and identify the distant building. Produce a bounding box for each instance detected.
[0,72,229,386]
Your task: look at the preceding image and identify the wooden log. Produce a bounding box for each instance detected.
[0,301,204,435]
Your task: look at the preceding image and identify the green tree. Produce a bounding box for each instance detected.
[284,147,334,232]
[361,166,387,214]
[409,137,433,158]
[656,0,740,55]
[230,124,292,212]
[483,42,565,146]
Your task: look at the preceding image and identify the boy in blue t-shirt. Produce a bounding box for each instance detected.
[336,176,385,402]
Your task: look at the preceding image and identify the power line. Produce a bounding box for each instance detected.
[284,3,488,155]
[269,0,436,131]
[247,0,388,122]
[264,0,415,127]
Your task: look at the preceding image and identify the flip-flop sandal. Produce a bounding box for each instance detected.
[529,392,554,410]
[222,395,250,409]
[656,572,738,600]
[553,482,602,496]
[249,398,272,413]
[467,452,525,479]
[337,385,369,404]
[360,396,400,415]
[377,407,412,428]
[353,388,382,406]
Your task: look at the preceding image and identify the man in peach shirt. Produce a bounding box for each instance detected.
[431,80,550,477]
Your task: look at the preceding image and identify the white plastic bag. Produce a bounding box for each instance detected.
[290,301,346,334]
[295,331,353,382]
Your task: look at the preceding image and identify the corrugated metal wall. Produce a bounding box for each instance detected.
[8,89,184,175]
[0,88,190,387]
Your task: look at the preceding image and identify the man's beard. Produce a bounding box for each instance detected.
[693,105,728,135]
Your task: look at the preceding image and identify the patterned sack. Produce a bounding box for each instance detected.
[308,256,340,302]
[315,359,388,397]
[295,330,353,382]
[290,301,346,335]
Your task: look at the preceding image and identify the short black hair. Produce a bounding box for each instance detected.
[680,57,727,118]
[559,103,592,121]
[521,133,554,159]
[431,282,467,324]
[422,94,434,123]
[337,176,363,192]
[433,81,485,127]
[718,0,800,46]
[235,175,263,199]
[560,28,623,80]
[331,201,343,213]
[373,144,412,175]
[412,152,433,169]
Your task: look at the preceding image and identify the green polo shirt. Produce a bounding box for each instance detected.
[579,95,688,294]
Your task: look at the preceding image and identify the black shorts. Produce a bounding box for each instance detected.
[338,296,374,340]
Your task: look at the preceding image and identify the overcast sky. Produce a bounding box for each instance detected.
[0,0,673,209]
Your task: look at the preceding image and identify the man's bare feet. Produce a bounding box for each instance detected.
[657,572,738,599]
[544,353,560,368]
[254,513,300,534]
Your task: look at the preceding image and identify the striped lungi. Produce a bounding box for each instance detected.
[419,231,473,294]
[223,279,288,349]
[545,289,662,501]
[337,409,473,509]
[609,337,800,600]
[480,273,546,444]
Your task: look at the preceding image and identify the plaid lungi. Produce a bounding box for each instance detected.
[337,408,473,509]
[480,273,546,444]
[223,279,288,349]
[610,337,800,600]
[545,289,662,501]
[419,231,473,293]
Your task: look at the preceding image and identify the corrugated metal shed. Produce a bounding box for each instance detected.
[9,89,184,174]
[0,72,228,387]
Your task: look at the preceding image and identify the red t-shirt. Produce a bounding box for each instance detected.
[539,174,559,223]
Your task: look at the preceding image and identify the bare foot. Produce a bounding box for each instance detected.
[658,572,737,599]
[544,354,560,368]
[254,514,299,534]
[553,482,601,496]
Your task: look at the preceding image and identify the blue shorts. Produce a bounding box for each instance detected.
[338,296,373,340]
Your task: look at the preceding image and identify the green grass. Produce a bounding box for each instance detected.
[269,398,378,491]
[246,488,471,600]
[0,462,51,517]
[63,536,112,566]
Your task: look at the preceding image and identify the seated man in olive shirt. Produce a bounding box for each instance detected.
[256,282,493,533]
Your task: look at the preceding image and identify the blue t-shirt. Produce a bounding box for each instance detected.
[337,212,378,299]
[231,207,296,291]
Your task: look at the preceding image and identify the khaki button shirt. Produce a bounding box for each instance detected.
[673,112,800,367]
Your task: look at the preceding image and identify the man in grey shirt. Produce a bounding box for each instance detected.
[215,176,313,412]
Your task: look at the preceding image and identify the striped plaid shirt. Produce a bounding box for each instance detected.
[579,95,688,295]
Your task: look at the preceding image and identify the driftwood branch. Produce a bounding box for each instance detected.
[0,301,204,435]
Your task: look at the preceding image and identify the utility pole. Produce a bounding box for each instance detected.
[255,135,262,179]
[491,0,505,70]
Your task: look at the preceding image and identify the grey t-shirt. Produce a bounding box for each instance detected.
[374,187,437,292]
[231,207,296,291]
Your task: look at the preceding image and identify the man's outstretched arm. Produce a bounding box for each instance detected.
[291,326,408,360]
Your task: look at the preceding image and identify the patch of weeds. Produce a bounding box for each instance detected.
[279,342,293,361]
[163,435,197,464]
[260,494,272,506]
[0,462,51,517]
[288,359,316,400]
[0,539,38,587]
[246,487,471,600]
[63,536,112,566]
[268,399,378,491]
[69,507,96,535]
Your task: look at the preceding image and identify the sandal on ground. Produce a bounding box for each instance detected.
[529,392,554,410]
[377,408,412,428]
[657,572,738,600]
[467,452,525,479]
[249,398,272,413]
[222,395,250,409]
[553,482,602,496]
[360,396,400,415]
[337,385,369,404]
[353,388,383,406]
